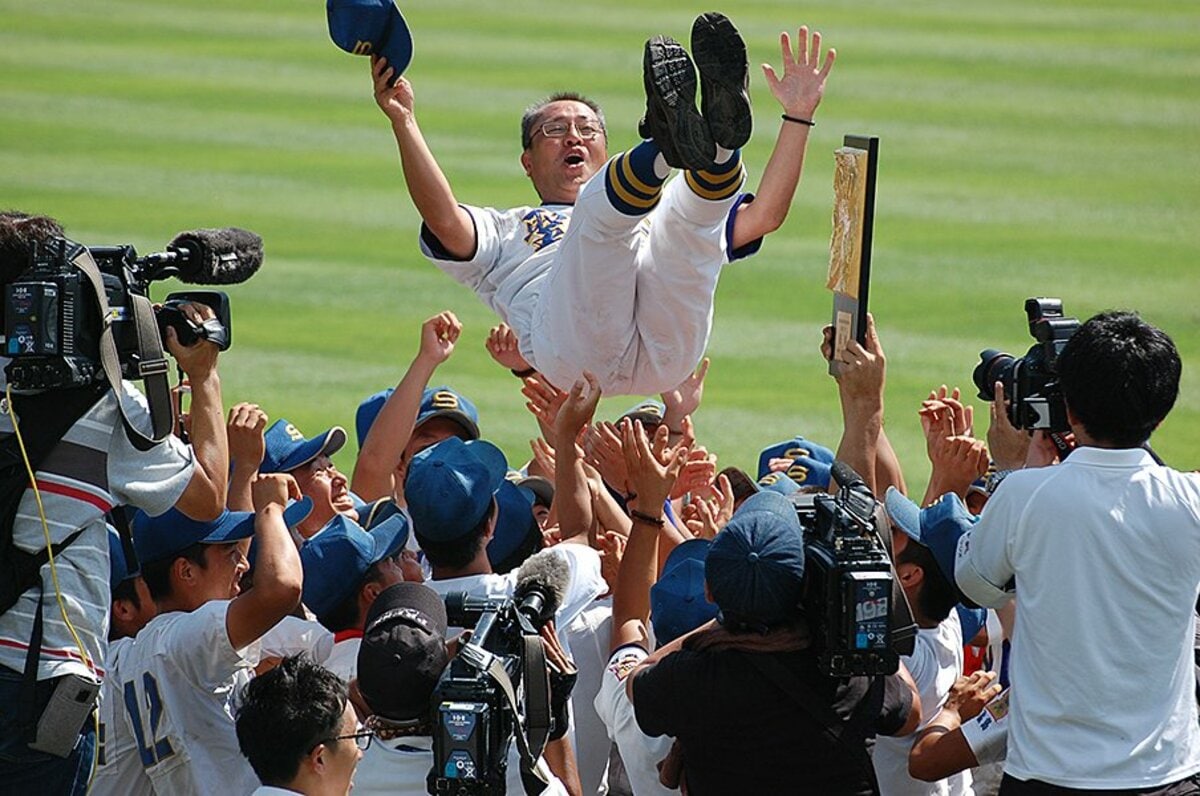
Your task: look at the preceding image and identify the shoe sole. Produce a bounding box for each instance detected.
[643,36,715,171]
[692,12,752,150]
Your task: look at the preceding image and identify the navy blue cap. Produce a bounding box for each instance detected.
[300,512,411,620]
[327,0,413,81]
[260,419,346,475]
[406,437,507,543]
[651,539,719,644]
[756,436,835,481]
[756,471,801,497]
[884,487,979,585]
[618,399,666,427]
[108,526,135,590]
[132,499,313,565]
[355,385,480,450]
[486,481,540,572]
[706,491,806,629]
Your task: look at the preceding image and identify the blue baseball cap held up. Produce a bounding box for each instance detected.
[260,419,346,475]
[706,490,807,630]
[300,512,411,619]
[132,498,313,566]
[327,0,414,80]
[406,437,508,543]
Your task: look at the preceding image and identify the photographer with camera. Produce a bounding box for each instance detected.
[955,311,1200,794]
[352,581,579,794]
[0,211,231,793]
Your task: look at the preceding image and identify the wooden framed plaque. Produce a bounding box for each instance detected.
[827,135,879,375]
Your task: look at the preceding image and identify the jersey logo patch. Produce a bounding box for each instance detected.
[607,651,644,681]
[522,209,567,252]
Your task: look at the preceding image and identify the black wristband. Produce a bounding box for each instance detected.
[511,366,537,379]
[629,509,665,527]
[781,113,815,127]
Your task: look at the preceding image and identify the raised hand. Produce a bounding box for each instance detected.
[662,358,710,430]
[621,420,689,515]
[834,313,886,403]
[371,55,415,125]
[418,310,461,365]
[762,25,836,120]
[554,372,601,443]
[523,375,569,430]
[485,322,532,373]
[227,402,268,473]
[986,381,1031,470]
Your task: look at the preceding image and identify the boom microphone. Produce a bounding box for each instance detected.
[154,228,264,285]
[513,550,570,629]
[831,460,867,491]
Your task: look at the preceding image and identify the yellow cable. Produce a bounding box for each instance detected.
[6,384,101,788]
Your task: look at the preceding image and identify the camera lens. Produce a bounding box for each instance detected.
[973,349,1014,401]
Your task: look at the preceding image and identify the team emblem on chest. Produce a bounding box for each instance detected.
[522,208,567,252]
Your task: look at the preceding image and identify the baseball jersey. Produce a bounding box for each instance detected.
[593,644,677,795]
[0,378,194,682]
[93,637,154,796]
[960,688,1009,767]
[111,600,262,795]
[873,611,972,796]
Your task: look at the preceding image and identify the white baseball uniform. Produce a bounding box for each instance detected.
[420,162,756,396]
[93,637,154,796]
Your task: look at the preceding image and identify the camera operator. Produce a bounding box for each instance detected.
[628,486,922,794]
[0,212,229,793]
[352,581,578,794]
[955,311,1200,794]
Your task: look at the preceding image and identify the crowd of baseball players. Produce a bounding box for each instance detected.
[6,7,1199,796]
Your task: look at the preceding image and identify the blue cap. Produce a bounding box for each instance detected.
[884,487,979,585]
[327,0,413,80]
[618,399,666,427]
[486,481,541,572]
[300,512,411,619]
[756,436,835,482]
[706,491,807,629]
[756,471,801,497]
[355,385,480,450]
[108,524,136,589]
[132,499,313,565]
[406,437,507,543]
[260,419,346,475]
[651,539,719,644]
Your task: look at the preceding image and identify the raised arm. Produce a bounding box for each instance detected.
[352,311,460,503]
[553,372,602,545]
[730,26,835,251]
[822,315,887,494]
[371,57,475,259]
[169,302,229,521]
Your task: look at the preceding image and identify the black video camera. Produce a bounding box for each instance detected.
[973,298,1080,432]
[4,229,261,391]
[429,593,547,795]
[795,465,915,677]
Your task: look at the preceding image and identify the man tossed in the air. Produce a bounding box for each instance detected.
[371,13,834,395]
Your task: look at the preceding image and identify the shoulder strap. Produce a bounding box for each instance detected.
[67,244,172,451]
[747,653,882,796]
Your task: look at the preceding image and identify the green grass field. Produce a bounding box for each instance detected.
[2,0,1197,494]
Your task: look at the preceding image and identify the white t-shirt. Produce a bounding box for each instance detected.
[561,597,615,795]
[0,380,193,681]
[874,611,972,796]
[593,645,678,795]
[424,543,606,637]
[324,636,360,682]
[352,732,568,795]
[957,447,1200,789]
[961,689,1009,767]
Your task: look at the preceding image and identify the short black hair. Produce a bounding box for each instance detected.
[235,654,348,787]
[520,92,606,150]
[415,501,496,571]
[140,542,209,602]
[1058,311,1181,448]
[896,540,957,624]
[315,560,389,633]
[0,211,64,287]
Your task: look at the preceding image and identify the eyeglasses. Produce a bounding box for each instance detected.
[535,120,604,141]
[332,730,374,751]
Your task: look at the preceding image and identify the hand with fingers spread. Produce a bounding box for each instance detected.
[924,415,990,505]
[528,436,557,481]
[670,448,718,501]
[662,358,710,434]
[763,25,836,122]
[986,381,1031,471]
[919,385,974,444]
[417,310,461,366]
[523,375,569,430]
[621,420,689,519]
[485,322,533,374]
[944,671,1003,723]
[683,474,735,540]
[584,421,632,496]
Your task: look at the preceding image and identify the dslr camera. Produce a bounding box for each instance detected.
[430,577,559,795]
[794,464,916,677]
[4,229,261,391]
[973,298,1079,432]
